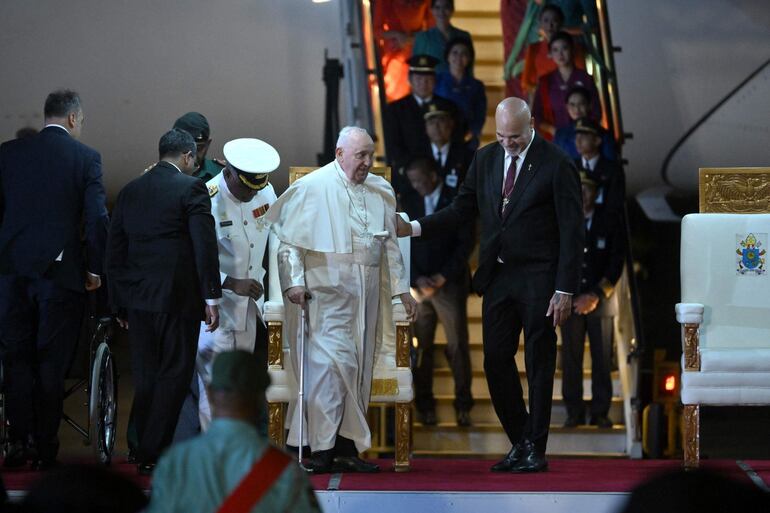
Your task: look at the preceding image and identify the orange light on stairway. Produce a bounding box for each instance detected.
[663,374,676,393]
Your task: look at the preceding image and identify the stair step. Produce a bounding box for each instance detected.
[431,395,624,425]
[414,422,625,433]
[429,369,622,398]
[432,339,606,372]
[455,0,500,12]
[454,18,504,37]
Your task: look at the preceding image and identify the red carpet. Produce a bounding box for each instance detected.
[1,459,150,493]
[3,458,767,494]
[308,458,766,492]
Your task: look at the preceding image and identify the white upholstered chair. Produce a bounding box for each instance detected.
[263,167,414,471]
[676,167,770,468]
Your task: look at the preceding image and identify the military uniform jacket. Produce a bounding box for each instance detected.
[207,173,276,330]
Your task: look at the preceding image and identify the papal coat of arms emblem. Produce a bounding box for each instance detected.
[736,233,767,275]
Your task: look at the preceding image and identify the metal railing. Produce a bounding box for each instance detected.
[660,58,770,188]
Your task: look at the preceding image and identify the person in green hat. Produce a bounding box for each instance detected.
[173,112,226,182]
[147,350,321,513]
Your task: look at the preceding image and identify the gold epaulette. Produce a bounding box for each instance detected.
[208,183,219,197]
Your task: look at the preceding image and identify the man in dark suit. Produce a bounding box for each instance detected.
[398,98,583,472]
[424,105,474,192]
[401,157,474,427]
[561,172,625,429]
[574,117,625,222]
[384,54,464,196]
[0,90,109,470]
[107,128,221,474]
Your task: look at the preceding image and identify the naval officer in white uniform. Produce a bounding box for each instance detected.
[196,138,280,430]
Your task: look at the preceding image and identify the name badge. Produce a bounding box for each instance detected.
[220,220,233,227]
[596,237,606,250]
[445,171,458,188]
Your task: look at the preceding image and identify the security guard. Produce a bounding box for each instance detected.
[196,138,280,429]
[173,112,226,181]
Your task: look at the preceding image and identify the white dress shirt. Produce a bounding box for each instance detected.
[424,183,443,215]
[413,94,433,107]
[432,142,450,168]
[582,154,599,172]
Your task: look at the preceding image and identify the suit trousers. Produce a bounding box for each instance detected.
[127,308,199,463]
[413,276,473,413]
[560,312,614,418]
[0,274,84,460]
[481,265,557,455]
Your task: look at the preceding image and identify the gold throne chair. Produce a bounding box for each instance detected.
[263,166,413,471]
[676,167,770,468]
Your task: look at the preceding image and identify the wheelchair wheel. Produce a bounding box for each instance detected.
[89,341,117,464]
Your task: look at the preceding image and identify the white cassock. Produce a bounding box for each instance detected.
[266,161,409,453]
[196,172,276,430]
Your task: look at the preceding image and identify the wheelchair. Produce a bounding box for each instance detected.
[0,303,118,465]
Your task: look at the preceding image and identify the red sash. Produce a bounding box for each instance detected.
[217,446,292,513]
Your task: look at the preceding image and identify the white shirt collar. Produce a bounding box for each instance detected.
[165,161,183,174]
[431,142,450,157]
[44,123,69,134]
[413,94,433,106]
[424,182,443,214]
[583,154,600,170]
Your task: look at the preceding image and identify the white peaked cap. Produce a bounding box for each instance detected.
[223,138,280,174]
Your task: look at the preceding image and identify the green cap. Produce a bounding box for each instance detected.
[173,112,210,141]
[210,350,269,395]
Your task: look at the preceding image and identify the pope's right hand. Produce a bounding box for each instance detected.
[286,286,310,306]
[396,215,412,237]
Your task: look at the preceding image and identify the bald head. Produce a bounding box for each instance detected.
[495,98,534,156]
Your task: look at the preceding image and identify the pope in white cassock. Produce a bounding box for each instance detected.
[266,126,417,474]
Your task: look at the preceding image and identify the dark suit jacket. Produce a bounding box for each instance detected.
[581,208,626,317]
[106,161,221,318]
[419,135,583,297]
[400,185,473,286]
[0,126,108,292]
[577,155,626,222]
[438,142,474,190]
[384,94,464,193]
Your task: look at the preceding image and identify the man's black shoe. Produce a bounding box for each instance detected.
[3,441,33,468]
[563,415,584,428]
[332,456,380,473]
[510,440,548,473]
[303,449,334,474]
[137,462,156,476]
[30,459,58,472]
[417,409,437,426]
[456,409,472,427]
[590,415,613,429]
[490,442,523,472]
